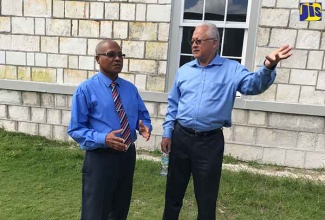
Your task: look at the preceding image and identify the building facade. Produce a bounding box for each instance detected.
[0,0,324,168]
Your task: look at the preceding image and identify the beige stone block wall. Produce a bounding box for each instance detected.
[225,109,325,169]
[253,3,325,106]
[0,0,171,92]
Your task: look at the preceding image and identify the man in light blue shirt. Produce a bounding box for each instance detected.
[68,39,152,220]
[161,23,292,220]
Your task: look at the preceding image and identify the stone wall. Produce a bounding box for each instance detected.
[0,0,170,91]
[0,89,71,140]
[0,0,325,169]
[1,85,324,169]
[253,0,325,104]
[226,109,325,169]
[0,87,165,151]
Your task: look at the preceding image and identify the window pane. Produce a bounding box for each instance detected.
[222,28,244,57]
[205,0,226,21]
[180,55,195,67]
[181,27,195,54]
[227,0,248,22]
[184,0,203,20]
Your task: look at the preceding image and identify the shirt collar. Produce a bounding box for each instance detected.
[97,71,122,87]
[189,54,223,67]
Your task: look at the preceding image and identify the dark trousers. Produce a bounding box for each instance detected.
[163,123,224,220]
[81,144,136,220]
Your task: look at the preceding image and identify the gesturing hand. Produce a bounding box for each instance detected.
[105,129,128,152]
[139,120,151,141]
[265,44,293,69]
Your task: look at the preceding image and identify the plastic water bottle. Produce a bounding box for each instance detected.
[160,153,169,176]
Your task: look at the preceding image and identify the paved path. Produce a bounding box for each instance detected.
[137,153,325,183]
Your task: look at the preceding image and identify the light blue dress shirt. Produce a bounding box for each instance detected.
[163,55,276,138]
[68,72,152,150]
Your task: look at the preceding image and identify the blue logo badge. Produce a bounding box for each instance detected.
[299,2,322,21]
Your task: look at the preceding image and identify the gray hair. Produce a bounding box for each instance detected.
[196,22,220,42]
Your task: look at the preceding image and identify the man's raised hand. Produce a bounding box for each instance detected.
[265,44,293,69]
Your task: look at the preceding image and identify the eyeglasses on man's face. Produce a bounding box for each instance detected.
[189,38,216,46]
[96,52,126,58]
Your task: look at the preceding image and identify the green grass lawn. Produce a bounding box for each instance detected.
[0,129,324,220]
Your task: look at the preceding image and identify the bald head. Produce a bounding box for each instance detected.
[95,39,120,55]
[95,39,123,80]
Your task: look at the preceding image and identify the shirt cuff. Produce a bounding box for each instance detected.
[97,132,107,146]
[144,123,153,132]
[263,61,277,70]
[261,63,276,76]
[162,129,173,138]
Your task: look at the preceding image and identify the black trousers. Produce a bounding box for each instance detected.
[81,144,136,220]
[163,123,224,220]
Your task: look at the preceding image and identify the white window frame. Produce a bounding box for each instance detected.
[166,0,262,91]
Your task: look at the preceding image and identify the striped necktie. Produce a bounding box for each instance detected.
[110,81,132,148]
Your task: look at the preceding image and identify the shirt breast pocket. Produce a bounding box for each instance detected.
[205,83,226,101]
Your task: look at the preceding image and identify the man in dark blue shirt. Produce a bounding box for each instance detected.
[68,39,152,220]
[161,23,292,220]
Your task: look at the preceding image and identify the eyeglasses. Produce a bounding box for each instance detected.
[96,52,126,58]
[189,38,216,45]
